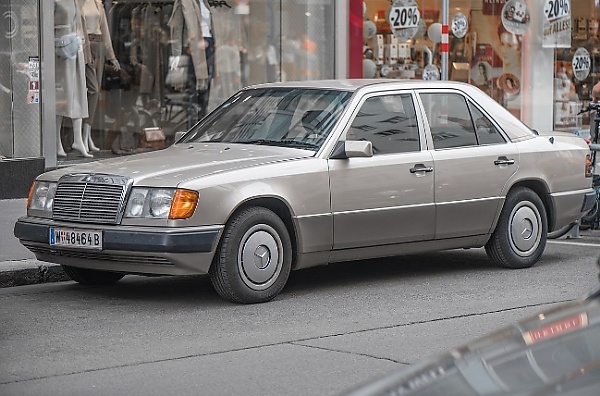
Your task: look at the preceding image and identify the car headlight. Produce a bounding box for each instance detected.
[124,188,198,219]
[28,181,57,212]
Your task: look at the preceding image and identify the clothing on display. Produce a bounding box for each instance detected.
[81,0,120,154]
[54,0,89,157]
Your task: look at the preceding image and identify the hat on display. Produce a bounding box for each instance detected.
[55,33,82,60]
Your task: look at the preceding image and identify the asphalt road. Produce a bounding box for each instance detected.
[1,240,599,396]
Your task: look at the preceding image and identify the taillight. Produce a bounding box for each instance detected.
[585,154,593,177]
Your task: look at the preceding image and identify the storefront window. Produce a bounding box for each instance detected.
[554,3,600,135]
[361,1,523,115]
[1,0,41,160]
[54,0,335,163]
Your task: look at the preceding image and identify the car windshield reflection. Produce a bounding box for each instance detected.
[180,88,353,151]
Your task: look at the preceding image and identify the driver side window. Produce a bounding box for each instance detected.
[347,94,420,155]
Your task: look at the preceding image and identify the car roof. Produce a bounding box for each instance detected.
[244,79,477,92]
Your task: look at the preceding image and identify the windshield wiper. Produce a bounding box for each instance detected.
[241,139,319,150]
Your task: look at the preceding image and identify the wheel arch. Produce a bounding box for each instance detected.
[499,179,553,231]
[221,196,300,270]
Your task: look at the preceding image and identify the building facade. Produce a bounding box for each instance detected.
[0,0,597,197]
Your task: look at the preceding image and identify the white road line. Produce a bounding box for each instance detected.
[548,240,600,248]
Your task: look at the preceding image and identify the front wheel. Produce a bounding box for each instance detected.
[485,187,547,269]
[61,265,125,285]
[210,207,292,304]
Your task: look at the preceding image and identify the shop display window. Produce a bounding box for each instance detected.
[54,0,335,163]
[1,0,41,160]
[361,0,524,118]
[553,5,600,134]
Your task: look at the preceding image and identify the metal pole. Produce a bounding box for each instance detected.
[441,0,448,80]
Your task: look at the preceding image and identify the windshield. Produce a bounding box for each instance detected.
[179,88,353,151]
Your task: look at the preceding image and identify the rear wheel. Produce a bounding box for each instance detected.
[61,265,125,285]
[210,207,292,304]
[485,187,547,269]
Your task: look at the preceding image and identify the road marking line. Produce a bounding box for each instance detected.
[548,240,600,247]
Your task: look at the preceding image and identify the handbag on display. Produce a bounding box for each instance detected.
[102,62,133,91]
[140,127,167,150]
[55,33,82,60]
[165,55,190,92]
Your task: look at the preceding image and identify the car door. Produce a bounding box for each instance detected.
[418,90,520,239]
[328,92,435,250]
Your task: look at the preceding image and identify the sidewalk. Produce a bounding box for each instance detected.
[1,198,600,288]
[0,199,69,288]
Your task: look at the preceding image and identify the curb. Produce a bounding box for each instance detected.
[0,259,69,288]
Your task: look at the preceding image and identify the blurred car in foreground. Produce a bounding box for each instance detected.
[14,80,596,303]
[343,284,600,396]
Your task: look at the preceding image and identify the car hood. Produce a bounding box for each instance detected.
[343,287,600,396]
[45,143,313,185]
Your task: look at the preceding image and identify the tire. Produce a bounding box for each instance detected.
[485,187,547,269]
[61,265,125,285]
[210,207,292,304]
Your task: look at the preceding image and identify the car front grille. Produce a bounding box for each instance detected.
[52,174,131,224]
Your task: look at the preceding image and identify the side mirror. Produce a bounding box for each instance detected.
[174,131,187,143]
[330,140,373,159]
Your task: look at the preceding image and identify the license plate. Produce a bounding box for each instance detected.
[49,228,103,250]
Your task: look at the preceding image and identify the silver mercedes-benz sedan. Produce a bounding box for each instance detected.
[14,80,596,303]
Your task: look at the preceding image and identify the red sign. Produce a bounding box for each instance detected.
[523,313,588,345]
[482,0,508,15]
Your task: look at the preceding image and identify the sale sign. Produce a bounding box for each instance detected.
[572,47,591,81]
[542,0,571,48]
[387,0,421,42]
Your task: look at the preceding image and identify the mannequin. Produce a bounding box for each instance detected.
[55,0,90,157]
[207,5,245,110]
[168,0,215,119]
[80,0,120,153]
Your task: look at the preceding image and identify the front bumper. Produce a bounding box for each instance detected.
[14,217,224,276]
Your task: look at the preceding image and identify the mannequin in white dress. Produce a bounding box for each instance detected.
[55,0,91,157]
[80,0,120,152]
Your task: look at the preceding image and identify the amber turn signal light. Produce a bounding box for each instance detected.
[169,189,199,219]
[26,181,36,209]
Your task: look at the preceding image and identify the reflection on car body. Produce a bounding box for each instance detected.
[343,284,600,396]
[13,80,596,303]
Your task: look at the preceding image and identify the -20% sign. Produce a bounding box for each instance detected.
[544,0,570,21]
[572,47,590,81]
[389,6,420,29]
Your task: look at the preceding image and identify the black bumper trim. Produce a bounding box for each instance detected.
[14,220,219,253]
[582,191,597,213]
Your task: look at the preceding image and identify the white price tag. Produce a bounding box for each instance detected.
[389,6,420,29]
[544,0,570,22]
[572,47,590,81]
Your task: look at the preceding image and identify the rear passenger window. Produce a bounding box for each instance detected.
[420,93,477,149]
[347,94,420,154]
[468,102,506,145]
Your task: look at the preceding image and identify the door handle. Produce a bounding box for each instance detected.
[410,164,434,173]
[494,157,515,166]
